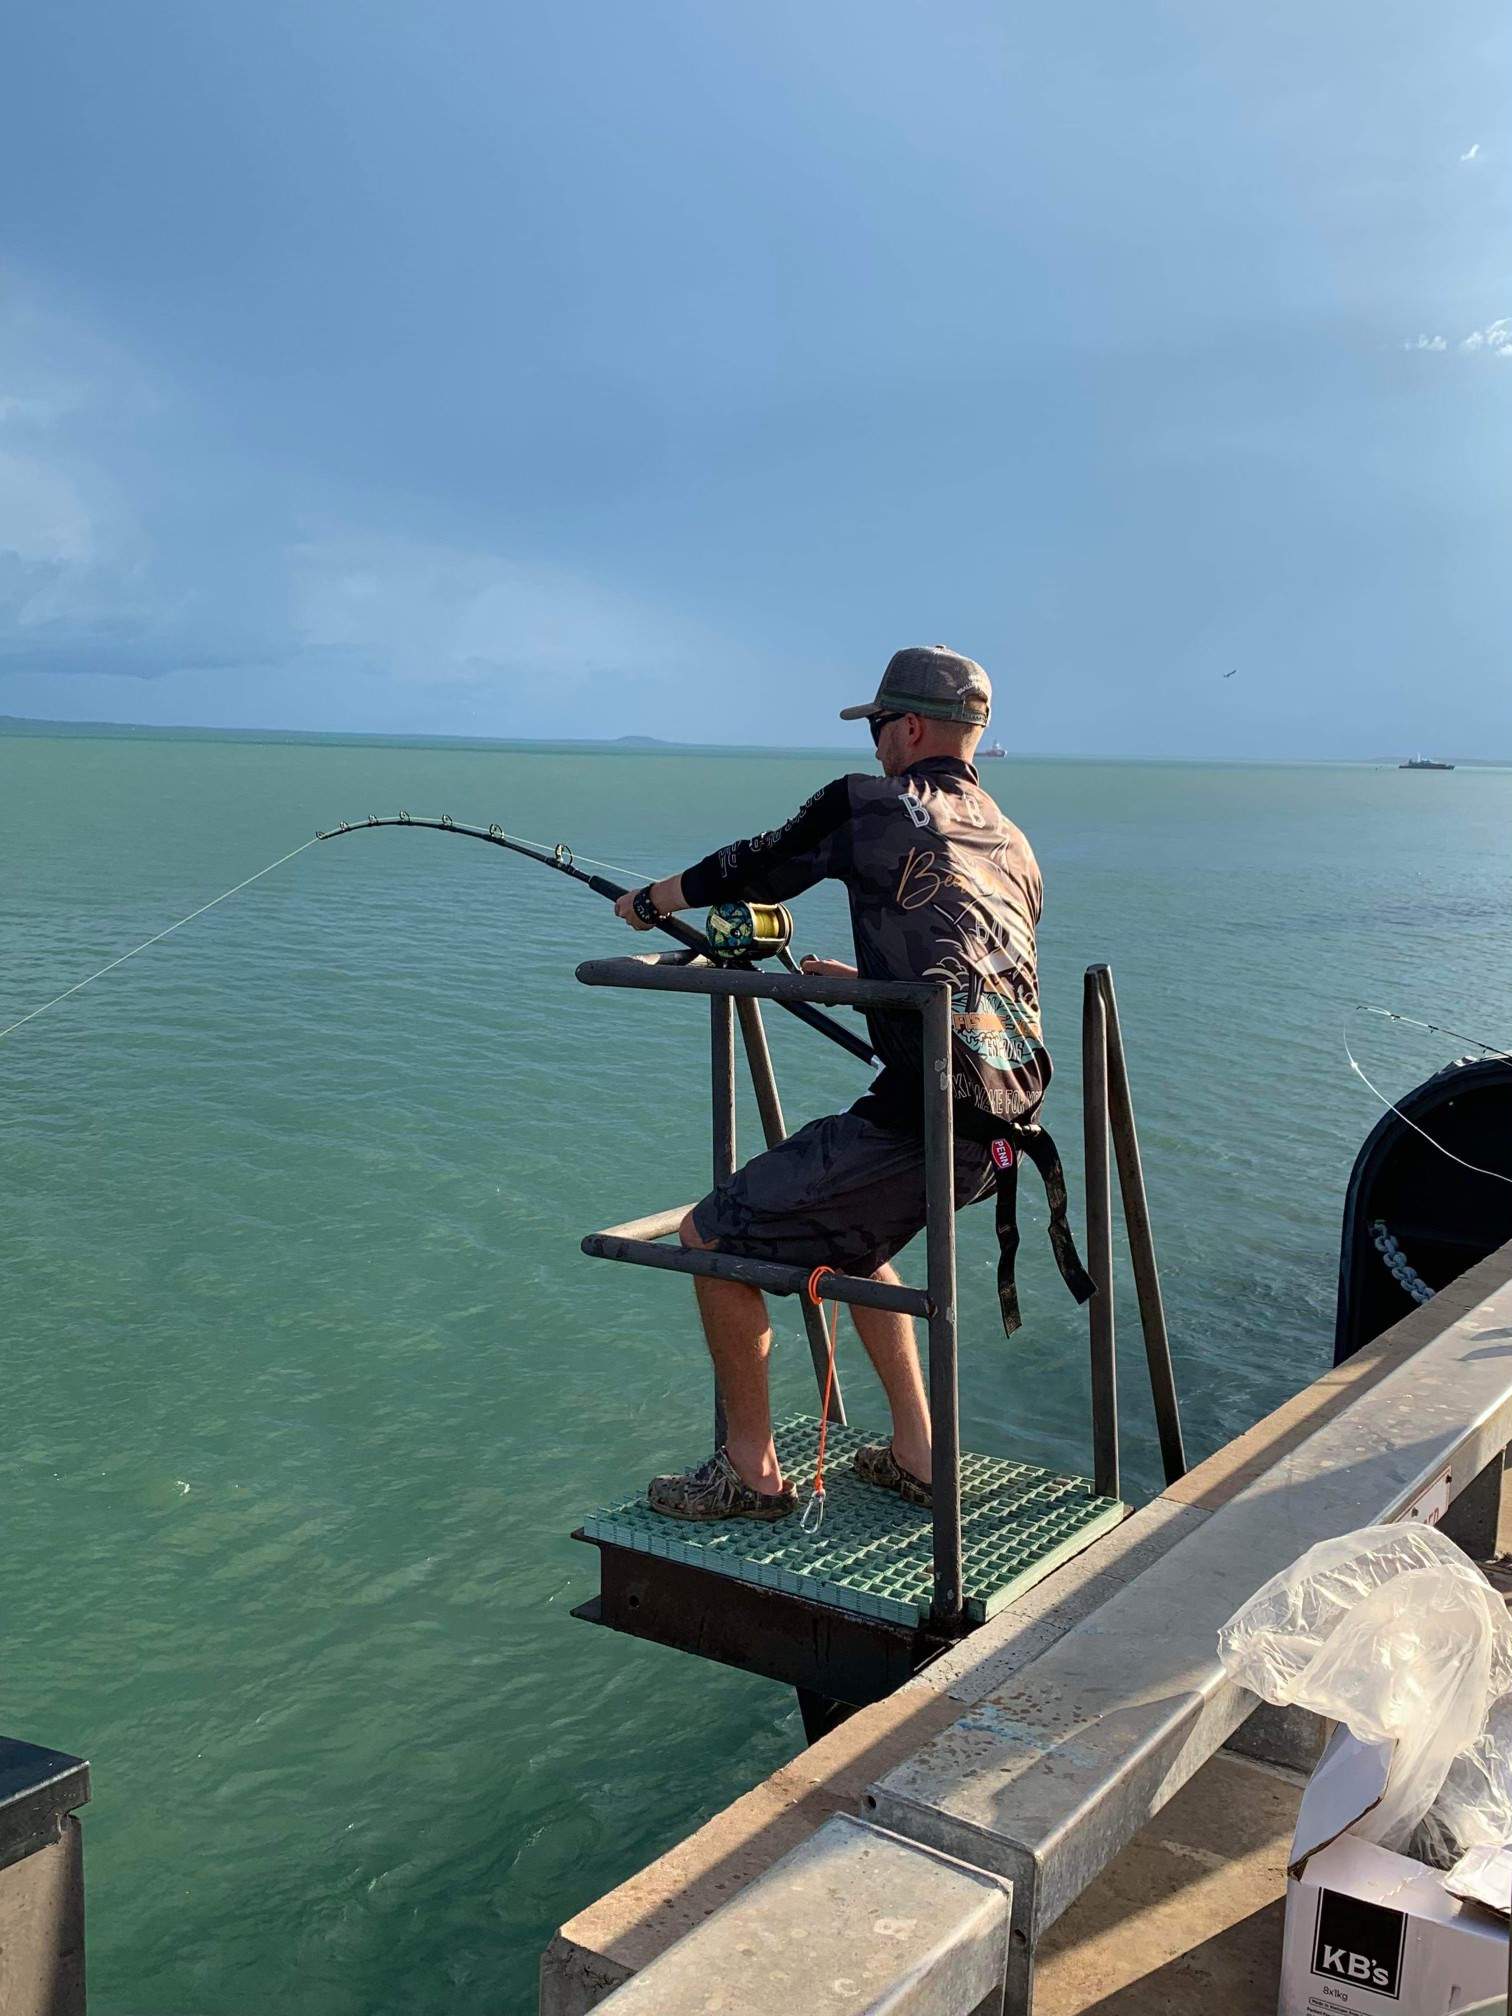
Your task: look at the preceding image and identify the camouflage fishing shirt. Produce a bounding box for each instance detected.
[678,756,1049,1130]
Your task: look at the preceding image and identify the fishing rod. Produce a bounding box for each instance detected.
[315,814,878,1067]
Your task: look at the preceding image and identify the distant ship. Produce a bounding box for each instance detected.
[1400,755,1455,771]
[979,740,1007,759]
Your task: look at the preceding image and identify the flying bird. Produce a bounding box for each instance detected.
[1224,669,1238,679]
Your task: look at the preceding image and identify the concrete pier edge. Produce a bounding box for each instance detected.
[541,1238,1512,2016]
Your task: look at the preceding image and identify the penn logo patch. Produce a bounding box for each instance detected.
[990,1139,1015,1171]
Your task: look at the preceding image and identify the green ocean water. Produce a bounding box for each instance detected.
[4,728,1510,2014]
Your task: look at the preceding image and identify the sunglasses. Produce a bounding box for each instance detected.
[868,712,905,747]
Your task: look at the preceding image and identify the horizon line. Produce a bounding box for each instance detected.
[0,711,1501,769]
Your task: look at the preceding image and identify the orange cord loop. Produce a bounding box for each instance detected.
[801,1267,839,1532]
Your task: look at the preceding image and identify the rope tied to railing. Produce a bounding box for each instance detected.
[799,1266,839,1534]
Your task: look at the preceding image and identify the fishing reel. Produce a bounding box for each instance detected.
[703,901,799,970]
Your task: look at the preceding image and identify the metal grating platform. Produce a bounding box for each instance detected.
[581,1415,1126,1628]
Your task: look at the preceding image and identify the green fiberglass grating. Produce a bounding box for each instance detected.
[581,1415,1126,1627]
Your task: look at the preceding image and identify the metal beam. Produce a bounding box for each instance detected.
[736,996,846,1422]
[1096,965,1185,1484]
[710,996,737,1446]
[922,983,964,1632]
[1082,971,1119,1501]
[577,953,935,1011]
[581,1229,933,1317]
[575,1540,934,1703]
[735,996,787,1144]
[589,1813,1011,2016]
[711,996,737,1187]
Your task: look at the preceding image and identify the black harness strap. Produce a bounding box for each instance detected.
[987,1122,1096,1338]
[991,1143,1024,1333]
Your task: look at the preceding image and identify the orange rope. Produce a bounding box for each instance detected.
[802,1266,838,1530]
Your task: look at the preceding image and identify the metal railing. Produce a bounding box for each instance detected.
[577,951,967,1627]
[1082,964,1187,1496]
[576,951,1185,1634]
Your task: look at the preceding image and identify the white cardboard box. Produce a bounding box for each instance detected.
[1280,1726,1508,2015]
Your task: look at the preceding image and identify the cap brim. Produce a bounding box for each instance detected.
[838,700,883,720]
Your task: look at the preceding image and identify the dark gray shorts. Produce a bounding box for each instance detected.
[690,1105,997,1280]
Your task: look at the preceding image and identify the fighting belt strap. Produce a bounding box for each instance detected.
[988,1124,1096,1337]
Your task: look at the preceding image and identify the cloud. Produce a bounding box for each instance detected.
[0,450,97,563]
[0,275,753,715]
[289,531,758,703]
[1461,142,1481,162]
[1461,319,1512,356]
[0,279,218,677]
[1400,321,1512,359]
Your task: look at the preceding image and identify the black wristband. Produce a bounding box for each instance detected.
[632,884,661,926]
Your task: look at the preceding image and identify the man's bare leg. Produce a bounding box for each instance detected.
[850,1262,932,1483]
[678,1213,784,1493]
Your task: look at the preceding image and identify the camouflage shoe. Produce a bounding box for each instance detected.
[853,1442,932,1509]
[648,1449,797,1522]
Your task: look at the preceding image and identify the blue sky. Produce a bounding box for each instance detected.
[2,1,1509,756]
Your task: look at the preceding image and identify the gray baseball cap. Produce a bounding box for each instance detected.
[839,645,992,727]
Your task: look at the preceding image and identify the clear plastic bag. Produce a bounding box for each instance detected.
[1413,1692,1512,1867]
[1218,1523,1512,1853]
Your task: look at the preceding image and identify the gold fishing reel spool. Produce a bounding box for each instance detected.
[703,900,795,966]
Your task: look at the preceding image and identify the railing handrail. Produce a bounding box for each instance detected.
[574,950,1185,1635]
[575,954,966,1627]
[576,949,942,1009]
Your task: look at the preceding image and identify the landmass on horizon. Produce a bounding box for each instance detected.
[0,714,848,756]
[2,715,1509,767]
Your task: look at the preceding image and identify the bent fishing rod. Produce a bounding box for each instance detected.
[315,813,878,1067]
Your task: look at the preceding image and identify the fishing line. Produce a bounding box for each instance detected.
[0,837,318,1043]
[482,823,647,884]
[1341,1013,1512,1188]
[1354,1003,1512,1062]
[494,828,651,886]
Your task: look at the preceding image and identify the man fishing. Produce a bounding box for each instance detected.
[615,644,1090,1523]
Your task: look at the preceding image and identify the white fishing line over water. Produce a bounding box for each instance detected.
[0,837,317,1042]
